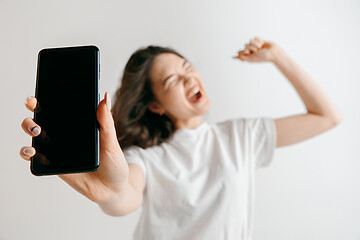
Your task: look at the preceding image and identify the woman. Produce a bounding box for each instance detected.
[20,37,343,239]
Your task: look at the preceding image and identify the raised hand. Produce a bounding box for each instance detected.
[233,36,280,63]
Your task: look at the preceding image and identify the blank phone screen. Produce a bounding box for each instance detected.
[31,46,100,176]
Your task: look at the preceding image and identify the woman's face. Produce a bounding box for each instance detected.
[148,53,211,127]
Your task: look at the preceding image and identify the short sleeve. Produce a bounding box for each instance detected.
[123,146,147,187]
[246,117,277,169]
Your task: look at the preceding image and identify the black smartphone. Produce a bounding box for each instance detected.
[31,45,100,176]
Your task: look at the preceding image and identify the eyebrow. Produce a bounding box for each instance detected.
[162,59,188,86]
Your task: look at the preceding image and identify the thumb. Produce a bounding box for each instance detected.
[97,92,121,153]
[97,92,113,129]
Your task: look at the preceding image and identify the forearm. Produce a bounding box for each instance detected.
[97,182,143,217]
[271,46,343,123]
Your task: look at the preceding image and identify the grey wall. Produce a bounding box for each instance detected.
[1,0,359,239]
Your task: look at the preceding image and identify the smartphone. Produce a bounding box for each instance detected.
[31,45,100,176]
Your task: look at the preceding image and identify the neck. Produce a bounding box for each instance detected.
[173,116,204,130]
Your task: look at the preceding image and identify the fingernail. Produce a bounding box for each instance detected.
[25,96,34,106]
[23,148,35,156]
[106,92,111,111]
[29,126,40,135]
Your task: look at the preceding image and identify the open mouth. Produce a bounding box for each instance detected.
[188,86,202,103]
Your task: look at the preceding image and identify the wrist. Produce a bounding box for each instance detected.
[270,45,288,65]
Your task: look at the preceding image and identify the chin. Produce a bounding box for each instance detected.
[198,98,211,115]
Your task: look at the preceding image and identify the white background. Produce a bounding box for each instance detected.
[1,0,359,239]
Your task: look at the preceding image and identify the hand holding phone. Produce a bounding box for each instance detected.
[20,45,131,204]
[21,93,131,204]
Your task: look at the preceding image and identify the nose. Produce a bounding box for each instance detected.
[181,74,193,86]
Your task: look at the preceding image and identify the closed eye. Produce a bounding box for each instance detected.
[168,77,178,86]
[167,66,192,88]
[163,60,193,89]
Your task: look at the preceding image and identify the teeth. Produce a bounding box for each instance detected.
[192,87,200,96]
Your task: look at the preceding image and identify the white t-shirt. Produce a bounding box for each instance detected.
[123,117,277,240]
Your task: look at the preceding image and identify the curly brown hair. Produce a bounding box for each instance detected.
[111,46,186,150]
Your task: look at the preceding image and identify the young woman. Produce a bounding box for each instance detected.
[20,37,343,239]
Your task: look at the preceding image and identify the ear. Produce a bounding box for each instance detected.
[148,101,166,116]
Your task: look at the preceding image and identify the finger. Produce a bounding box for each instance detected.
[240,49,250,55]
[237,49,250,55]
[21,117,41,137]
[25,96,37,112]
[243,49,250,55]
[245,44,258,53]
[20,146,36,161]
[236,53,250,61]
[234,49,250,58]
[97,92,122,155]
[250,38,263,49]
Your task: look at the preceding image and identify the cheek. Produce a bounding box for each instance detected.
[161,88,186,109]
[167,89,185,105]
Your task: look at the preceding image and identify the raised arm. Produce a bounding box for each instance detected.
[270,46,342,147]
[234,37,343,148]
